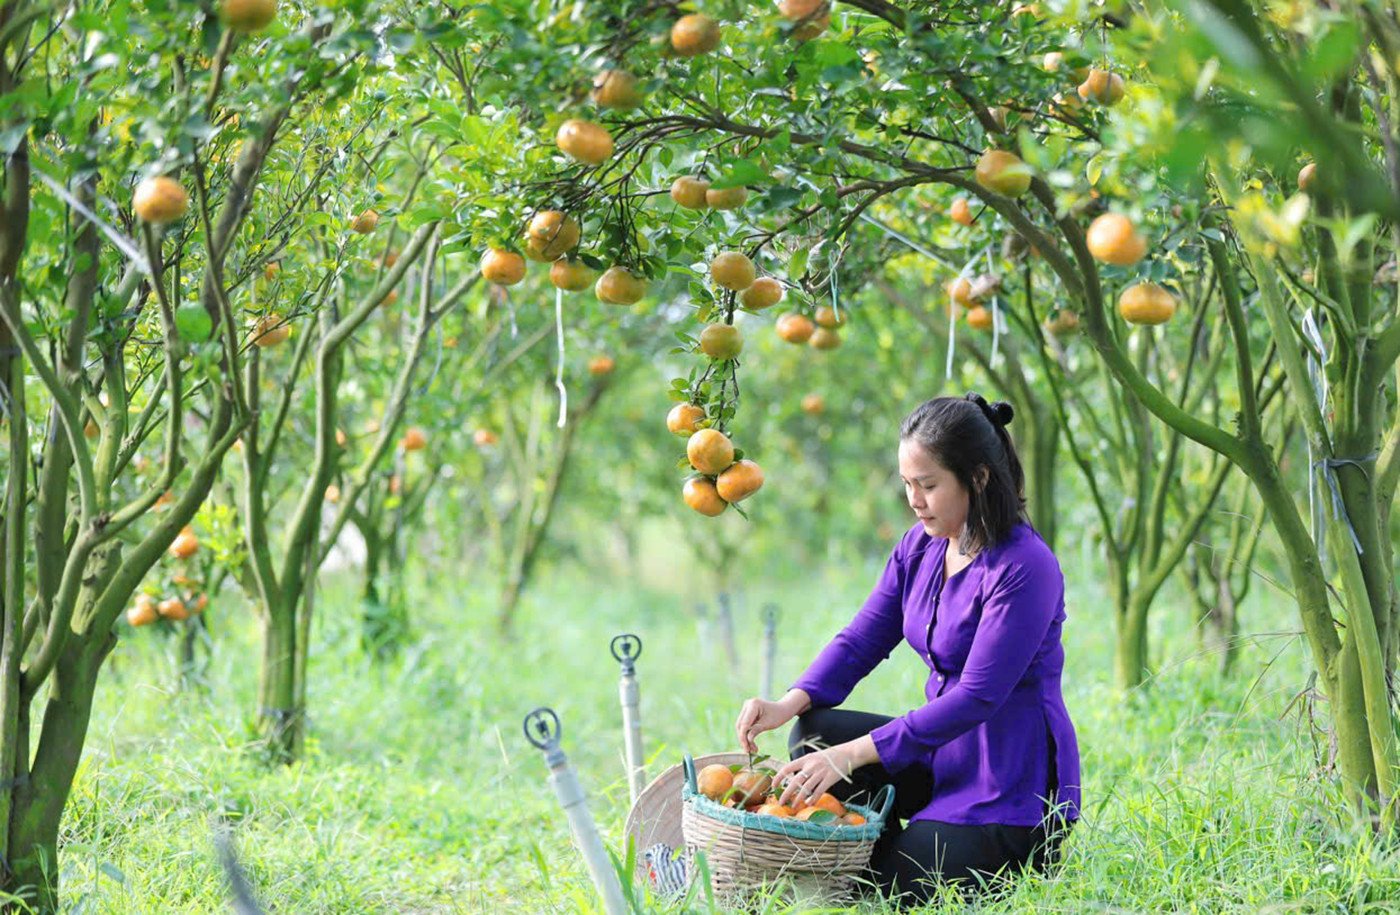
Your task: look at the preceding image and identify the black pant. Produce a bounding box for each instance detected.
[788,706,1072,908]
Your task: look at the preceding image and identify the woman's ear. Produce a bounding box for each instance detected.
[975,465,990,491]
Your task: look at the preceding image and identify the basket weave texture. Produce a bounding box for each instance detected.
[679,754,894,904]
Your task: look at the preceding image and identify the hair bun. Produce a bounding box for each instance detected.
[964,392,1013,428]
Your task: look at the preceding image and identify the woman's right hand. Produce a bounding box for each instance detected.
[735,690,810,754]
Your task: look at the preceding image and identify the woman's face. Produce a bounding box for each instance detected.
[899,439,971,541]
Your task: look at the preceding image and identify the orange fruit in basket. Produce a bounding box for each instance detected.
[843,813,867,826]
[755,803,794,818]
[697,764,734,802]
[811,792,846,817]
[731,769,772,806]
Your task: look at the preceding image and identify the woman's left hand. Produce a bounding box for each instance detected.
[773,736,877,809]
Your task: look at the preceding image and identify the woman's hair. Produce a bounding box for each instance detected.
[900,392,1028,554]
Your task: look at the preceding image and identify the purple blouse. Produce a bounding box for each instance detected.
[791,522,1081,828]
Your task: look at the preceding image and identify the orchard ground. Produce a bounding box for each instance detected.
[60,535,1400,913]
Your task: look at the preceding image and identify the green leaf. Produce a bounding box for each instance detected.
[174,304,213,343]
[710,159,769,191]
[789,247,810,280]
[1085,153,1104,187]
[1303,20,1360,82]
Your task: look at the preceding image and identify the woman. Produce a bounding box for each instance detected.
[733,393,1080,907]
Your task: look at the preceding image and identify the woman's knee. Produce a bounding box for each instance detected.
[786,709,823,759]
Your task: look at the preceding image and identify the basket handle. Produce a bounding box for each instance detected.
[871,783,895,824]
[682,754,698,794]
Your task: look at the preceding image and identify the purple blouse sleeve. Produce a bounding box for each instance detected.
[869,545,1061,774]
[788,538,908,709]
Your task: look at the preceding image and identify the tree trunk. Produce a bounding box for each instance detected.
[1025,416,1059,551]
[5,634,114,911]
[256,600,300,764]
[717,591,739,676]
[1115,594,1151,691]
[360,531,407,658]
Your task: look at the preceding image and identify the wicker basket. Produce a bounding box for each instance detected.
[680,754,895,905]
[623,752,751,888]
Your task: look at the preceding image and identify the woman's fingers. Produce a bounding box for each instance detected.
[735,699,761,752]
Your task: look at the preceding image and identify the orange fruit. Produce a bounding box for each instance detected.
[731,770,773,805]
[949,197,974,226]
[811,793,846,816]
[705,185,747,210]
[775,313,815,343]
[814,305,844,328]
[550,258,595,291]
[169,531,198,559]
[842,813,867,826]
[1050,91,1084,118]
[1043,309,1080,336]
[192,593,209,613]
[253,314,290,347]
[687,428,735,475]
[381,251,399,269]
[263,261,281,281]
[683,477,728,516]
[965,305,993,331]
[524,210,580,261]
[127,595,159,627]
[778,0,829,40]
[716,459,764,502]
[801,393,825,415]
[335,428,348,447]
[595,266,647,305]
[699,324,743,360]
[133,177,188,224]
[947,276,976,306]
[1085,213,1146,266]
[326,483,341,504]
[473,429,498,447]
[697,764,735,801]
[1298,163,1316,193]
[220,0,276,31]
[1043,51,1089,82]
[158,597,189,621]
[401,426,428,451]
[670,14,721,57]
[670,176,710,209]
[388,474,402,495]
[350,209,379,234]
[588,355,616,376]
[84,418,99,439]
[740,277,784,310]
[1078,69,1126,105]
[809,327,842,350]
[975,149,1032,198]
[556,119,614,165]
[481,249,526,286]
[590,69,641,109]
[710,252,756,290]
[1117,281,1177,325]
[755,803,795,818]
[667,403,706,436]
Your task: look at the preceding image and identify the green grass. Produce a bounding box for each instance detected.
[51,545,1400,913]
